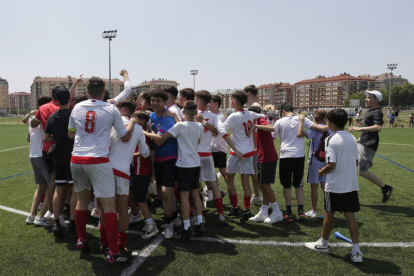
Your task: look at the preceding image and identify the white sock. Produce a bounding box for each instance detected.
[270,201,281,213]
[261,205,269,216]
[146,218,153,225]
[197,215,203,225]
[352,243,361,254]
[183,219,190,230]
[321,237,329,247]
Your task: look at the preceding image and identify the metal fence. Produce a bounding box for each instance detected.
[0,117,24,125]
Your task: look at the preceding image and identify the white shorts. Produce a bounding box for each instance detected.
[226,155,254,174]
[70,162,115,198]
[200,156,217,182]
[115,176,130,196]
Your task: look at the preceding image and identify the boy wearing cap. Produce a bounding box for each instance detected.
[349,90,393,203]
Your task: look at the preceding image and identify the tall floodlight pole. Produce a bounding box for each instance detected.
[190,70,198,91]
[102,30,117,95]
[387,63,397,110]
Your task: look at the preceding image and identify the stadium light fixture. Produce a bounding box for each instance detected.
[190,70,198,91]
[102,30,117,95]
[387,63,397,109]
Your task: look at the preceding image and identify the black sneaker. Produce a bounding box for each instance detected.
[221,190,227,198]
[226,207,240,217]
[76,238,89,251]
[195,223,206,236]
[179,228,196,243]
[106,250,127,263]
[63,204,70,216]
[52,221,63,236]
[240,210,253,223]
[382,185,394,203]
[100,244,109,254]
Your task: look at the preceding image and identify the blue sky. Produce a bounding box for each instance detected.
[1,0,413,93]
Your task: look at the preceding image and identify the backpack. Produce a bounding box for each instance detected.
[313,131,329,162]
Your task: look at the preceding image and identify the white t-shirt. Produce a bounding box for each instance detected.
[167,103,182,122]
[28,118,44,158]
[197,110,220,155]
[272,116,314,158]
[219,110,264,157]
[113,81,131,105]
[324,131,359,193]
[69,99,127,161]
[109,116,149,177]
[211,112,228,153]
[167,121,203,168]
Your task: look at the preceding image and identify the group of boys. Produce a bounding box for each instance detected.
[23,69,393,263]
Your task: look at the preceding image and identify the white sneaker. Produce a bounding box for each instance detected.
[351,252,363,263]
[34,216,51,226]
[206,190,214,202]
[304,239,330,253]
[129,212,143,224]
[44,211,53,220]
[26,215,35,224]
[142,224,159,239]
[250,196,263,205]
[249,210,268,222]
[59,215,68,228]
[162,216,182,228]
[264,211,284,224]
[91,208,100,218]
[305,210,318,218]
[163,224,174,239]
[88,201,94,212]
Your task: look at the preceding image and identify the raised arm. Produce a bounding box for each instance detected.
[111,70,131,105]
[22,110,36,124]
[69,74,84,101]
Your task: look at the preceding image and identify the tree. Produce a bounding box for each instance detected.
[345,91,365,107]
[10,106,17,115]
[21,108,27,115]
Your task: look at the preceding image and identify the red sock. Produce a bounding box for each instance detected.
[214,198,224,215]
[119,231,128,250]
[229,194,238,208]
[75,209,88,241]
[99,225,108,246]
[40,194,46,203]
[104,213,120,254]
[243,196,251,210]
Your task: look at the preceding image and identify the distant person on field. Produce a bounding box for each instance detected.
[348,115,353,127]
[305,108,363,263]
[349,90,393,203]
[389,112,395,128]
[394,108,399,121]
[409,113,414,128]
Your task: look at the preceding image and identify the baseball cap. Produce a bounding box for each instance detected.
[55,87,71,104]
[365,90,382,102]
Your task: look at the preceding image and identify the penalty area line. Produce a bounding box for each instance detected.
[0,145,29,153]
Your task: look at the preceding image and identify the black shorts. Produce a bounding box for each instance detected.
[325,191,360,213]
[212,151,227,169]
[154,159,177,188]
[55,163,73,186]
[176,167,200,191]
[257,160,277,184]
[42,150,55,175]
[131,174,152,203]
[279,157,305,189]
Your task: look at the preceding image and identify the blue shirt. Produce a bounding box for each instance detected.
[150,109,178,160]
[305,124,333,165]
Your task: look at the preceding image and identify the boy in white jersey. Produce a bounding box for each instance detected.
[68,77,136,263]
[194,90,229,224]
[305,109,362,263]
[218,91,264,222]
[99,100,150,254]
[145,101,205,242]
[178,88,195,121]
[164,86,183,121]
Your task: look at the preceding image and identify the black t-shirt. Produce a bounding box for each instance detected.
[45,109,74,167]
[359,108,383,151]
[395,110,399,117]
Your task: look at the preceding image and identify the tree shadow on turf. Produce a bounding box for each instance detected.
[360,204,414,219]
[329,253,402,275]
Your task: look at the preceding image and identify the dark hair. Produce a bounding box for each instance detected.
[104,89,110,101]
[55,86,71,105]
[51,86,61,99]
[75,95,89,104]
[281,103,294,112]
[232,91,247,106]
[134,110,150,123]
[87,77,106,98]
[327,109,348,128]
[314,109,327,123]
[38,96,52,107]
[140,92,151,106]
[244,85,258,97]
[195,90,212,105]
[179,88,195,101]
[117,100,136,115]
[183,100,197,116]
[150,88,168,101]
[164,86,178,99]
[248,106,261,114]
[211,95,222,108]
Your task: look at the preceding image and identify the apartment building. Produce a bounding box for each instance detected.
[131,78,179,96]
[211,88,239,111]
[0,77,8,115]
[257,82,293,108]
[9,92,31,114]
[30,75,124,109]
[293,73,376,110]
[362,73,408,90]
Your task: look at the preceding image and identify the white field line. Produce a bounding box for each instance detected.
[120,236,164,276]
[2,204,414,249]
[0,145,29,153]
[380,143,414,147]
